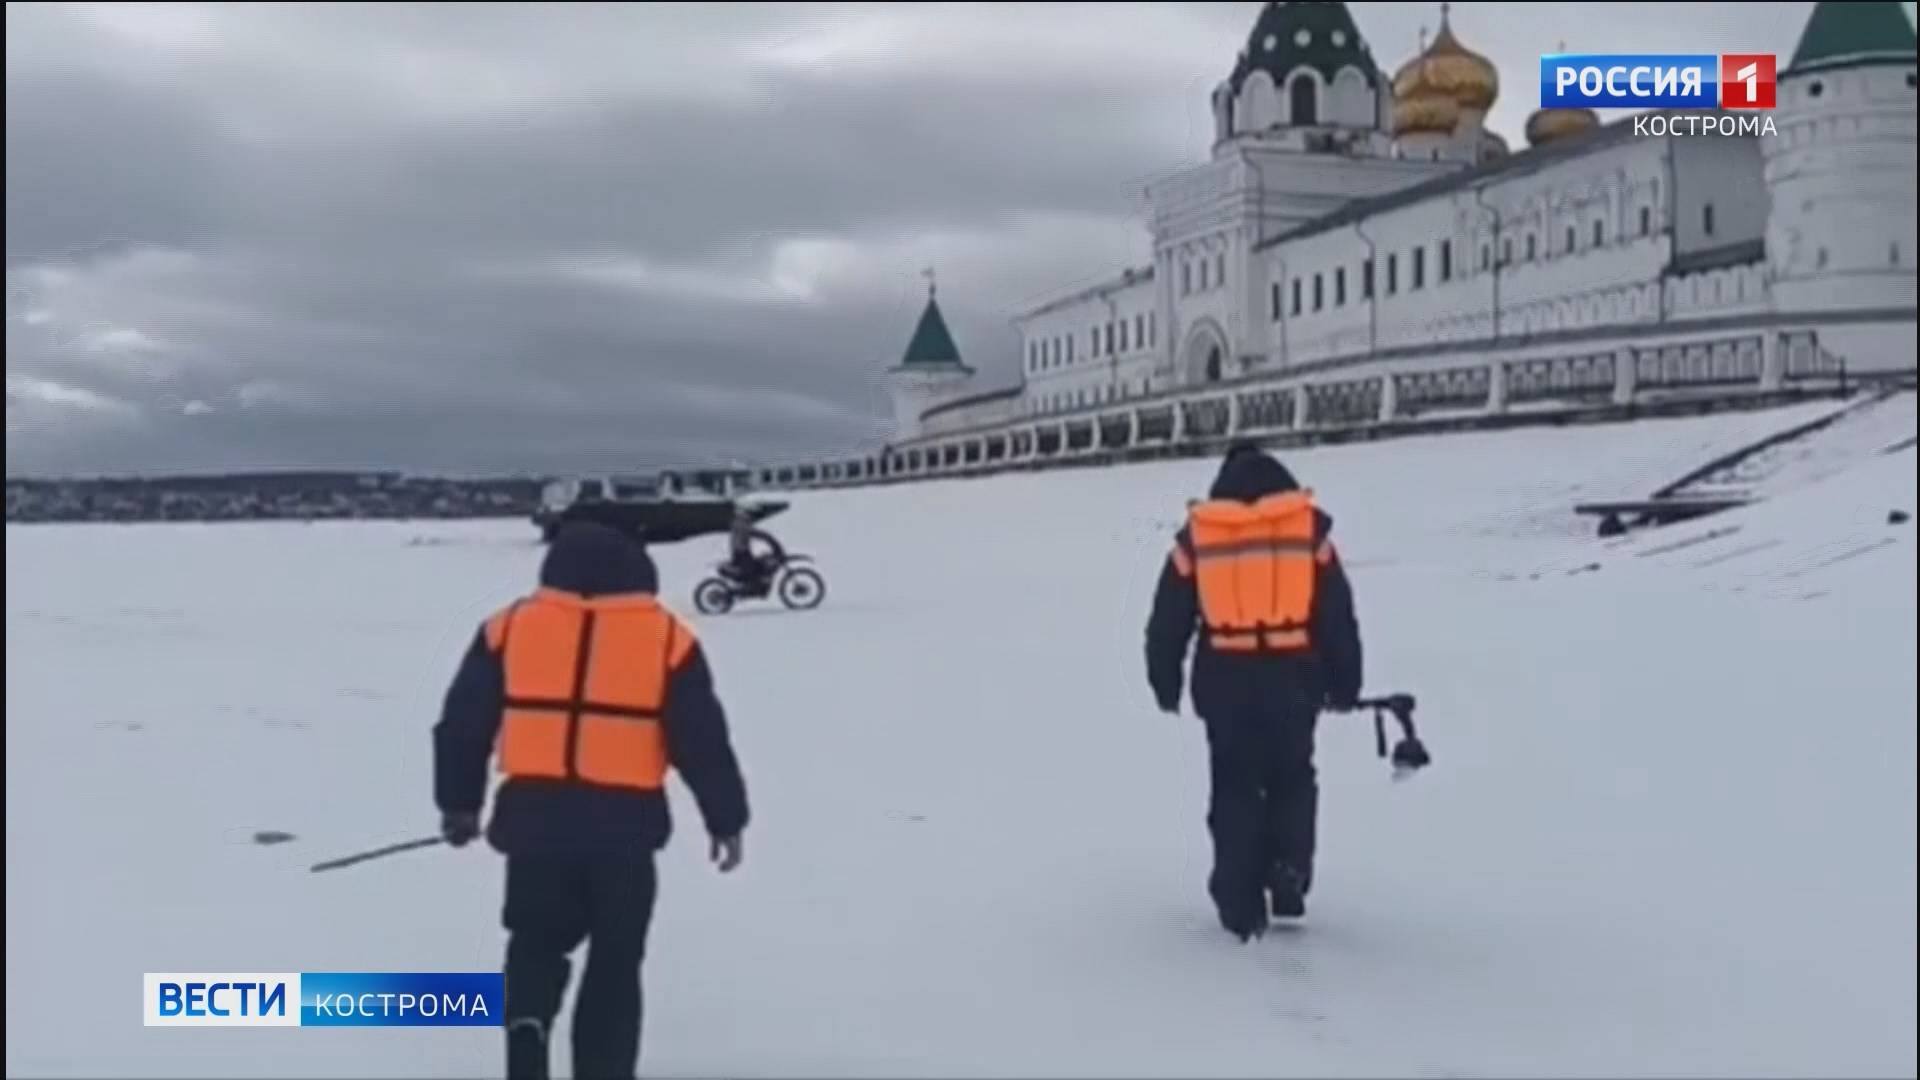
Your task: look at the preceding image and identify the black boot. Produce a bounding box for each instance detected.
[1210,869,1269,943]
[507,1017,550,1080]
[1267,863,1308,919]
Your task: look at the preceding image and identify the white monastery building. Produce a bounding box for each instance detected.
[863,0,1916,468]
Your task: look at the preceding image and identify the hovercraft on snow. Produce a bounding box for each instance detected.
[532,474,788,545]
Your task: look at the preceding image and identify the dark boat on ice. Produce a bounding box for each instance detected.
[533,474,787,545]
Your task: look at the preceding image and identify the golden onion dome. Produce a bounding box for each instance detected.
[1394,86,1463,136]
[1524,105,1599,146]
[1392,4,1499,113]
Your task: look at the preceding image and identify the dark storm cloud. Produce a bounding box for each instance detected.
[6,1,1834,476]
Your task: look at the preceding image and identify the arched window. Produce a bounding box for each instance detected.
[1239,71,1279,132]
[1290,77,1318,126]
[1205,347,1223,382]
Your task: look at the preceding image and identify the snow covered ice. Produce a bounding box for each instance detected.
[7,399,1916,1078]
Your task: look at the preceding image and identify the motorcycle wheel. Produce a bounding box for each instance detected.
[777,566,826,610]
[694,577,736,615]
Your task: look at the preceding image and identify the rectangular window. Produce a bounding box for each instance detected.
[1109,321,1118,355]
[1291,278,1302,315]
[1149,311,1156,345]
[1526,234,1537,260]
[1118,320,1128,352]
[1313,272,1324,312]
[1214,253,1225,288]
[1182,262,1192,295]
[1703,203,1715,236]
[1067,336,1074,362]
[1387,253,1398,294]
[1481,244,1490,271]
[1503,238,1513,264]
[1134,313,1144,347]
[1412,246,1425,289]
[1334,267,1346,306]
[1593,219,1605,247]
[1640,206,1652,236]
[1362,258,1374,298]
[1565,225,1577,254]
[1439,240,1452,282]
[1271,281,1281,321]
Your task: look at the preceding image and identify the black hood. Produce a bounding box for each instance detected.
[1208,443,1301,502]
[540,522,658,596]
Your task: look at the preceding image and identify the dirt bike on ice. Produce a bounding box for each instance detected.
[693,553,826,614]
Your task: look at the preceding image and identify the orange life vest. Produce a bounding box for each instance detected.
[481,588,694,791]
[1181,491,1332,653]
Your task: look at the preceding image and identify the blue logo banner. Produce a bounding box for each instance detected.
[300,972,504,1027]
[1540,54,1719,108]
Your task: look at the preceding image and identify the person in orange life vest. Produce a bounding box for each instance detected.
[434,521,748,1080]
[1144,442,1362,943]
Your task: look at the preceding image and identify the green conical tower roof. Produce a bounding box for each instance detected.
[1785,1,1916,76]
[895,279,969,370]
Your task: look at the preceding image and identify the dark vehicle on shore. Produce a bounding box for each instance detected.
[532,475,787,545]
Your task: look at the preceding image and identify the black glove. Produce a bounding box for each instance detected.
[440,811,480,848]
[1153,683,1181,715]
[710,833,744,874]
[1325,688,1359,712]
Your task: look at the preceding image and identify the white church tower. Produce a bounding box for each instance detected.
[1763,1,1918,315]
[1151,1,1460,386]
[883,273,974,443]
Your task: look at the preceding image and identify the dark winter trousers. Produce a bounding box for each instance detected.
[1202,705,1319,924]
[502,850,658,1080]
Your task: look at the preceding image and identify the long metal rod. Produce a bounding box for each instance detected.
[309,836,445,874]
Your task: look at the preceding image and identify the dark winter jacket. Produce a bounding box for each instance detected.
[1144,445,1363,720]
[433,521,750,855]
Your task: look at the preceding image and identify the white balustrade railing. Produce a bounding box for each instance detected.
[741,322,1897,491]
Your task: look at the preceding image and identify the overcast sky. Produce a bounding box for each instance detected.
[6,1,1872,477]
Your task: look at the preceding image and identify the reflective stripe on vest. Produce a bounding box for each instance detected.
[1188,491,1322,653]
[483,588,692,791]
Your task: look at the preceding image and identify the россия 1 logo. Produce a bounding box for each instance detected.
[144,972,503,1028]
[1540,53,1776,110]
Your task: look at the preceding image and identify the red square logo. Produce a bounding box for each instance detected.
[1720,53,1776,109]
